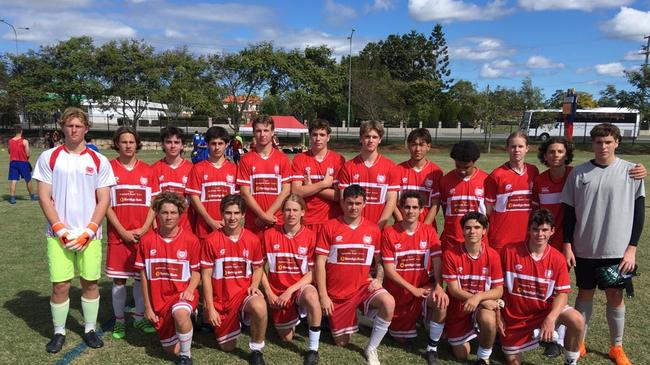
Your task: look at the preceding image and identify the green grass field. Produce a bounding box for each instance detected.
[1,144,649,364]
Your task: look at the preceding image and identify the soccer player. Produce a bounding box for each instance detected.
[443,212,503,364]
[106,126,159,339]
[291,118,345,233]
[201,194,268,365]
[382,191,447,365]
[394,128,444,225]
[33,107,115,353]
[562,123,645,365]
[186,126,238,240]
[261,194,322,365]
[237,115,292,236]
[485,131,539,252]
[136,192,201,365]
[438,141,488,250]
[337,120,399,229]
[7,125,38,204]
[152,127,194,231]
[498,208,585,365]
[315,184,395,365]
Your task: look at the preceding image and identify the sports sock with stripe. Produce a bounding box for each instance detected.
[177,329,193,357]
[367,317,391,350]
[308,326,321,351]
[112,283,126,323]
[428,321,444,352]
[51,299,70,335]
[606,306,625,346]
[132,280,145,321]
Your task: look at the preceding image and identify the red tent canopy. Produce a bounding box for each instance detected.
[240,116,308,134]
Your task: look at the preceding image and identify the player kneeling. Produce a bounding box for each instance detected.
[261,194,322,365]
[315,185,395,365]
[382,192,448,365]
[136,192,201,365]
[443,212,504,365]
[201,194,268,365]
[498,208,585,365]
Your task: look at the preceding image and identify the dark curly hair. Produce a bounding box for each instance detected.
[537,136,573,166]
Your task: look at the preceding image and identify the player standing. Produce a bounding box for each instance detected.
[485,131,539,252]
[152,127,194,231]
[7,125,38,204]
[394,128,444,225]
[237,115,292,236]
[315,185,395,365]
[438,141,488,250]
[201,194,268,365]
[443,212,503,364]
[291,118,345,234]
[186,126,238,240]
[106,126,159,339]
[33,107,115,353]
[261,195,322,365]
[337,120,399,229]
[562,123,645,365]
[382,192,447,365]
[499,209,585,365]
[136,192,201,365]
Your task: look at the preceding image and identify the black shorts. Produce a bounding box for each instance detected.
[575,257,623,290]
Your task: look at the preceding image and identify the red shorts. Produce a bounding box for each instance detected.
[156,296,199,348]
[446,307,478,346]
[329,283,387,338]
[212,291,257,344]
[106,241,139,278]
[502,305,571,355]
[271,285,313,331]
[389,295,426,339]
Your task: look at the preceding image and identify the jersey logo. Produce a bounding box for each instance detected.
[505,184,512,191]
[475,188,484,196]
[327,167,334,175]
[182,176,188,184]
[159,175,165,181]
[150,249,157,256]
[515,264,523,271]
[177,250,187,259]
[363,235,372,244]
[274,165,279,174]
[353,173,360,181]
[425,179,433,187]
[219,248,226,255]
[226,174,234,183]
[458,266,463,273]
[273,244,280,251]
[115,176,120,183]
[305,167,311,174]
[449,188,455,194]
[298,246,307,255]
[85,166,95,175]
[419,241,427,249]
[203,174,208,181]
[335,235,343,242]
[243,249,249,258]
[482,267,489,274]
[377,174,385,183]
[402,177,408,183]
[252,166,256,172]
[395,243,402,249]
[541,187,550,193]
[140,177,148,186]
[545,269,553,278]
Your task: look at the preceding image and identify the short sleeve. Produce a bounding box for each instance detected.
[428,228,442,257]
[553,255,571,294]
[149,170,161,197]
[635,179,645,199]
[200,238,215,268]
[488,249,504,286]
[96,155,117,188]
[532,175,541,205]
[32,152,53,184]
[386,160,400,191]
[430,165,444,198]
[185,164,202,196]
[484,173,498,205]
[236,154,252,187]
[380,229,395,263]
[315,224,331,256]
[250,236,264,267]
[442,250,457,282]
[291,155,306,183]
[189,235,201,271]
[134,239,146,270]
[337,162,351,190]
[280,154,293,183]
[560,169,577,206]
[306,229,316,267]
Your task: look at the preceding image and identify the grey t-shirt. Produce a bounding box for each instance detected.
[561,157,645,259]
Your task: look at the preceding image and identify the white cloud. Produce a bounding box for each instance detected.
[408,0,511,22]
[518,0,632,11]
[450,37,515,60]
[480,59,530,78]
[164,29,186,39]
[0,0,91,10]
[159,3,275,26]
[258,27,368,59]
[324,0,358,25]
[624,50,646,61]
[526,56,564,69]
[367,0,394,11]
[594,62,626,76]
[602,7,650,40]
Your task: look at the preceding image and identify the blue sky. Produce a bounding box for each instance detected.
[1,0,650,98]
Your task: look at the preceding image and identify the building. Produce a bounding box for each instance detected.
[222,95,262,122]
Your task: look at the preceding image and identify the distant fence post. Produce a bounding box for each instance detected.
[582,121,588,144]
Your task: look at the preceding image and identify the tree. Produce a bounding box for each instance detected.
[96,39,164,127]
[598,84,619,107]
[429,24,453,89]
[619,65,650,121]
[475,85,522,152]
[518,77,544,111]
[576,91,597,109]
[545,89,565,108]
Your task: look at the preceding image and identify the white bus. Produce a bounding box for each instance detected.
[520,107,640,141]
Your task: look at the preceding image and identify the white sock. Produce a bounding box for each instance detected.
[177,330,193,358]
[308,327,321,351]
[249,341,265,351]
[367,317,391,350]
[477,346,492,360]
[112,284,126,323]
[427,321,444,352]
[557,324,566,347]
[132,280,145,321]
[564,349,580,365]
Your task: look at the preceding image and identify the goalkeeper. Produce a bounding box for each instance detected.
[33,107,116,354]
[561,123,645,365]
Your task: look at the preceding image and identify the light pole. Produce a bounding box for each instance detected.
[346,28,355,133]
[0,19,29,56]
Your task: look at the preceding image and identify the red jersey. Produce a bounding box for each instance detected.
[438,169,489,250]
[200,228,264,309]
[501,243,571,325]
[8,137,28,161]
[108,160,160,244]
[315,217,381,300]
[442,243,504,318]
[236,149,293,228]
[533,167,572,251]
[291,150,345,225]
[186,160,238,239]
[134,228,201,313]
[152,158,193,231]
[262,225,316,295]
[381,223,441,298]
[397,160,444,224]
[337,155,400,222]
[485,163,539,251]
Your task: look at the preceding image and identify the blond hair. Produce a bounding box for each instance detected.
[59,107,91,128]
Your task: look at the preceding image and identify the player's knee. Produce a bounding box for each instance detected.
[576,288,595,300]
[277,328,294,342]
[505,354,521,365]
[173,308,191,326]
[605,288,624,306]
[451,344,469,360]
[477,308,496,328]
[162,343,179,355]
[52,281,71,296]
[334,335,349,347]
[567,310,585,331]
[378,293,395,318]
[249,297,267,319]
[219,340,237,352]
[303,287,319,306]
